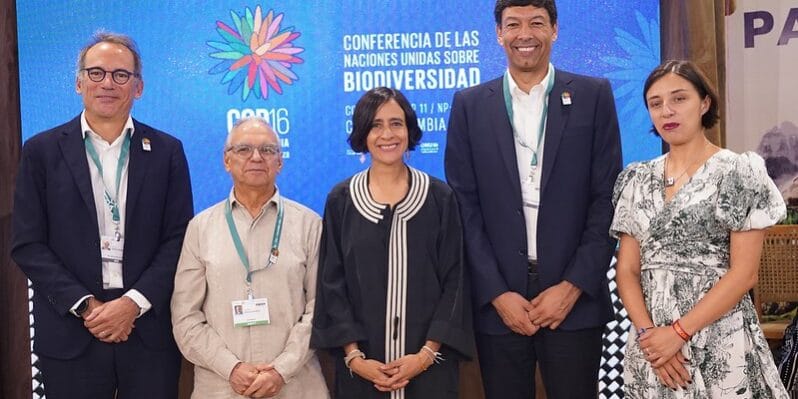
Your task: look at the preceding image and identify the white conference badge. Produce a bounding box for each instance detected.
[100,234,124,263]
[232,298,270,327]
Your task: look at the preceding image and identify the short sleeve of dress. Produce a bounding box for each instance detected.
[610,162,642,239]
[715,151,787,231]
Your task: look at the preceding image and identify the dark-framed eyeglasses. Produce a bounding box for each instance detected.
[81,67,140,85]
[226,144,281,159]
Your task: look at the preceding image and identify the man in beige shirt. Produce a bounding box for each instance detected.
[171,117,329,398]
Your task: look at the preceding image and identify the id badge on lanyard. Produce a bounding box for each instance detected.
[225,196,284,327]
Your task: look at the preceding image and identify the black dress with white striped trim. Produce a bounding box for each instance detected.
[312,166,474,399]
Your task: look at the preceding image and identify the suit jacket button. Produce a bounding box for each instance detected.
[518,250,525,256]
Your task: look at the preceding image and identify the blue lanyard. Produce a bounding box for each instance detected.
[84,130,131,233]
[502,68,555,167]
[225,196,284,296]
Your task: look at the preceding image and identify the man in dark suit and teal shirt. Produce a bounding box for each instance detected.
[12,31,193,398]
[445,1,622,397]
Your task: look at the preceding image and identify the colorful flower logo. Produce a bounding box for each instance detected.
[208,6,304,101]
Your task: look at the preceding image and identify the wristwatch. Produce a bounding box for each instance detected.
[75,297,91,318]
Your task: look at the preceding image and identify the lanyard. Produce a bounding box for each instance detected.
[503,68,555,168]
[84,130,131,237]
[225,196,284,298]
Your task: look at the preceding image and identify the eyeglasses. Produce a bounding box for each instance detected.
[81,67,140,85]
[226,144,281,159]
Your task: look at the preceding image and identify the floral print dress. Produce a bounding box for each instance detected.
[611,149,789,398]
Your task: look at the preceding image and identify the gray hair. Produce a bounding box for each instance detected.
[76,30,142,78]
[225,117,277,147]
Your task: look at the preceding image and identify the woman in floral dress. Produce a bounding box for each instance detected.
[611,60,789,398]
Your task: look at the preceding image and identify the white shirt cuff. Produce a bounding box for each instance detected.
[69,294,94,317]
[124,290,152,317]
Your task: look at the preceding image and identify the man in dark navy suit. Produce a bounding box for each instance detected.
[445,1,622,397]
[12,31,193,398]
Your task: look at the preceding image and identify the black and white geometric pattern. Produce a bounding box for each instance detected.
[600,259,629,399]
[29,282,45,399]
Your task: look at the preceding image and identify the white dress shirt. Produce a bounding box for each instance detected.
[508,64,554,261]
[70,111,151,316]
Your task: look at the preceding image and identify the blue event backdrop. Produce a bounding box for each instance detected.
[17,0,660,214]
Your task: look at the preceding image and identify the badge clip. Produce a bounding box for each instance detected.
[142,138,151,152]
[268,249,279,267]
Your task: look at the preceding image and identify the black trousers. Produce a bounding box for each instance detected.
[38,331,180,399]
[475,271,603,399]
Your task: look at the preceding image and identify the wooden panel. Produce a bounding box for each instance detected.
[178,357,193,399]
[660,0,727,147]
[0,0,31,398]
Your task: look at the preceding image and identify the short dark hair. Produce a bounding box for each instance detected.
[643,60,720,135]
[494,0,558,26]
[348,87,422,154]
[77,31,142,77]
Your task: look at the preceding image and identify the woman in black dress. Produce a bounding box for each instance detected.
[311,87,473,399]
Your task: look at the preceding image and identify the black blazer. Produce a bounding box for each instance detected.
[445,69,622,334]
[12,116,194,359]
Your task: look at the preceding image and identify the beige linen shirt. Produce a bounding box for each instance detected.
[171,189,329,399]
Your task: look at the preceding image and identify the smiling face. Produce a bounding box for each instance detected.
[645,73,711,146]
[366,99,409,168]
[224,120,283,192]
[76,42,143,125]
[497,5,557,82]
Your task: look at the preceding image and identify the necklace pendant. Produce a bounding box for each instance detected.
[664,177,676,187]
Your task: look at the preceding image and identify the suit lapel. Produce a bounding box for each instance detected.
[488,78,522,193]
[58,117,99,227]
[541,70,571,194]
[125,120,152,230]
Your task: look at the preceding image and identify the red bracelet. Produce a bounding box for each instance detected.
[672,319,691,342]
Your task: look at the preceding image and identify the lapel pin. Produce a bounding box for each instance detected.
[561,91,572,106]
[142,137,151,152]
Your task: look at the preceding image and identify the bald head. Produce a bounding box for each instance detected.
[225,117,278,148]
[224,117,283,192]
